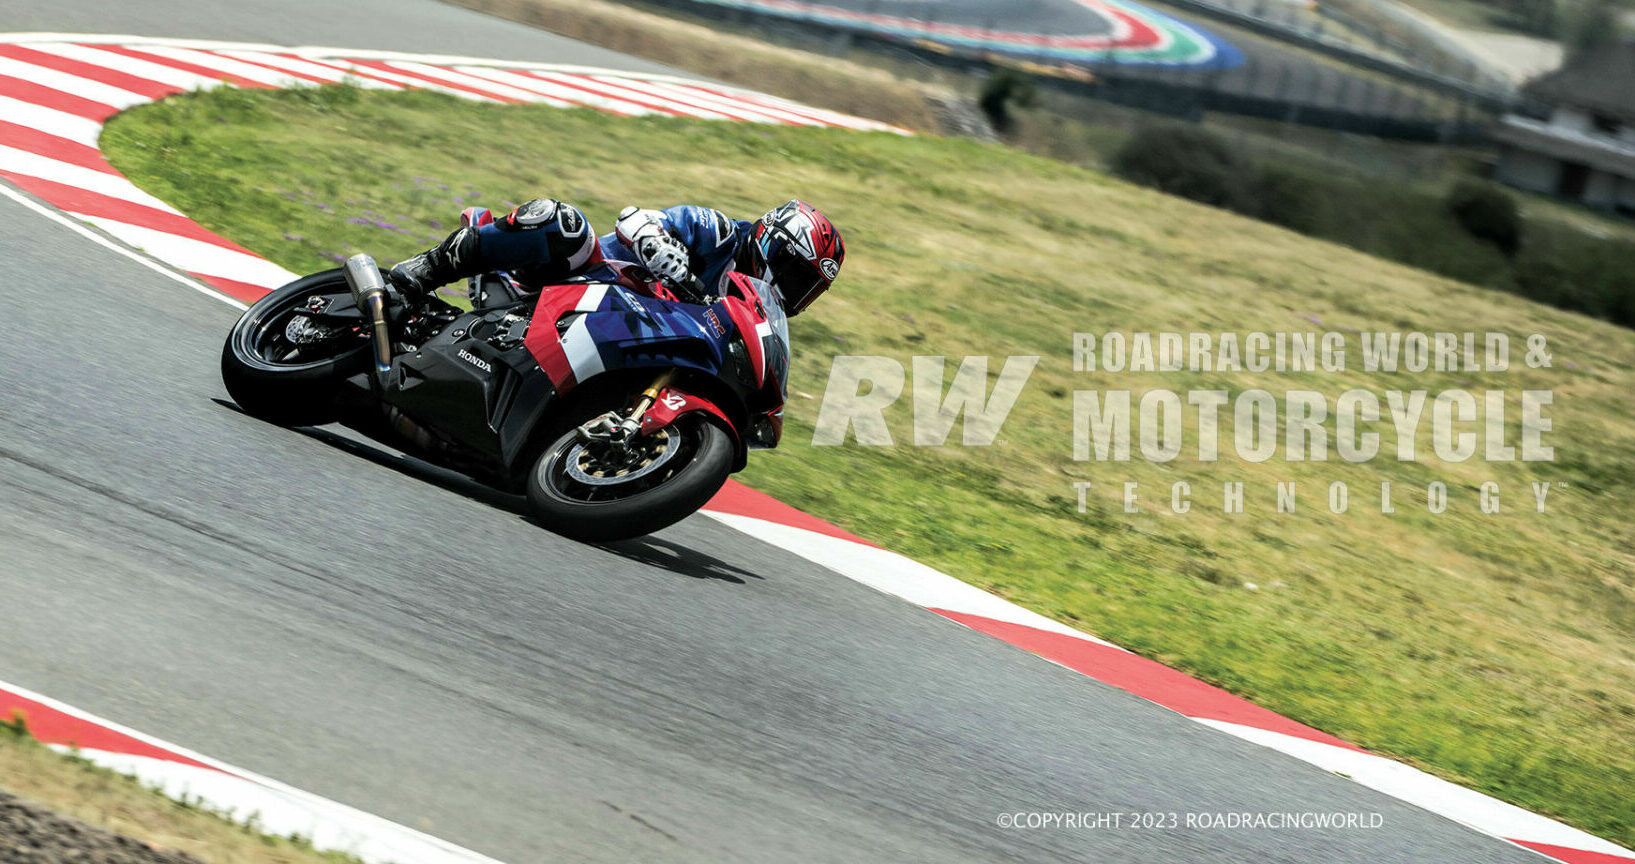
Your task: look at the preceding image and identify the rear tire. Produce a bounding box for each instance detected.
[221,269,370,427]
[526,406,734,542]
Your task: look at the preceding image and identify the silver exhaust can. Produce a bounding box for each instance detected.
[342,253,394,373]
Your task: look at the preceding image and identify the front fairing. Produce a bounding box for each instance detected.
[739,273,791,405]
[525,280,789,437]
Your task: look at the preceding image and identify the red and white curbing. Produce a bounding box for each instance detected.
[0,33,903,306]
[0,681,505,864]
[0,31,1628,864]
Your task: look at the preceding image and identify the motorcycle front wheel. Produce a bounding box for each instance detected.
[221,269,371,426]
[526,407,733,542]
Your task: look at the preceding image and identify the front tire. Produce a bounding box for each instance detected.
[526,409,734,542]
[221,269,371,426]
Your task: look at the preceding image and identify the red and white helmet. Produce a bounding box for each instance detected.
[753,200,843,315]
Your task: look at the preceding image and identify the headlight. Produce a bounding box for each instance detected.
[726,339,759,389]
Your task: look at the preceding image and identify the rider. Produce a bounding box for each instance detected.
[386,198,844,315]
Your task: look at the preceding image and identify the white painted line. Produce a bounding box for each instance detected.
[0,182,244,310]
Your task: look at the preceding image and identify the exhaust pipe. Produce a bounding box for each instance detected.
[342,253,394,374]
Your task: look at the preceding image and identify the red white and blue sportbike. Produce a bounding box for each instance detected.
[220,245,790,542]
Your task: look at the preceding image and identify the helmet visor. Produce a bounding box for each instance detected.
[766,241,826,314]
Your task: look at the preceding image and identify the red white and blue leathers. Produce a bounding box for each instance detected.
[390,199,759,302]
[388,197,843,314]
[603,204,760,296]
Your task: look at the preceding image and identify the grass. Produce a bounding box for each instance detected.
[0,714,367,863]
[101,84,1635,848]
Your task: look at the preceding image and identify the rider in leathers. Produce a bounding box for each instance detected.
[387,198,845,315]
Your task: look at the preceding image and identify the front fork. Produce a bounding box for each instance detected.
[577,369,677,447]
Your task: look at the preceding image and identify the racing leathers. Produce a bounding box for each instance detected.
[387,198,762,303]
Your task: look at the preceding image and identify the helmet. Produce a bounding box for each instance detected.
[753,200,843,315]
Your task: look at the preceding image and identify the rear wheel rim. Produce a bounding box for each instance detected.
[237,282,368,372]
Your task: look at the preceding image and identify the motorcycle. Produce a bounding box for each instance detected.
[220,222,790,543]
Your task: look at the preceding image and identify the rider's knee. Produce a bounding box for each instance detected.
[492,198,598,269]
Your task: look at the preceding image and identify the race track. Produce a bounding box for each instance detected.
[800,0,1117,35]
[0,1,1562,862]
[673,0,1242,67]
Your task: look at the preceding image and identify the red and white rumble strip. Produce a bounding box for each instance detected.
[0,31,1628,864]
[0,680,504,864]
[0,33,902,305]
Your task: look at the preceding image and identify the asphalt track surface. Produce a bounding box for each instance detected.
[756,0,1114,35]
[0,2,1543,862]
[0,0,687,74]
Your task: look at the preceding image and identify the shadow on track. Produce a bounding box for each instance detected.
[594,535,764,584]
[215,398,764,585]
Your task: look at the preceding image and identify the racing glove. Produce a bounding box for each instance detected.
[616,206,694,290]
[636,234,691,287]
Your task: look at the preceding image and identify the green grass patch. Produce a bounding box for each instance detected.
[102,84,1635,846]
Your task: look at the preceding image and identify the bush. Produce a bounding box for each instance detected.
[1111,125,1635,331]
[1247,164,1320,232]
[1445,179,1522,257]
[978,68,1037,134]
[1514,225,1635,326]
[1111,123,1245,208]
[1560,0,1622,58]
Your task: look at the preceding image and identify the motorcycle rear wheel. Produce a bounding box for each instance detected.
[526,406,733,542]
[221,269,371,427]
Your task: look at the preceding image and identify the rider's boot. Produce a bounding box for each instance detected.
[386,225,481,302]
